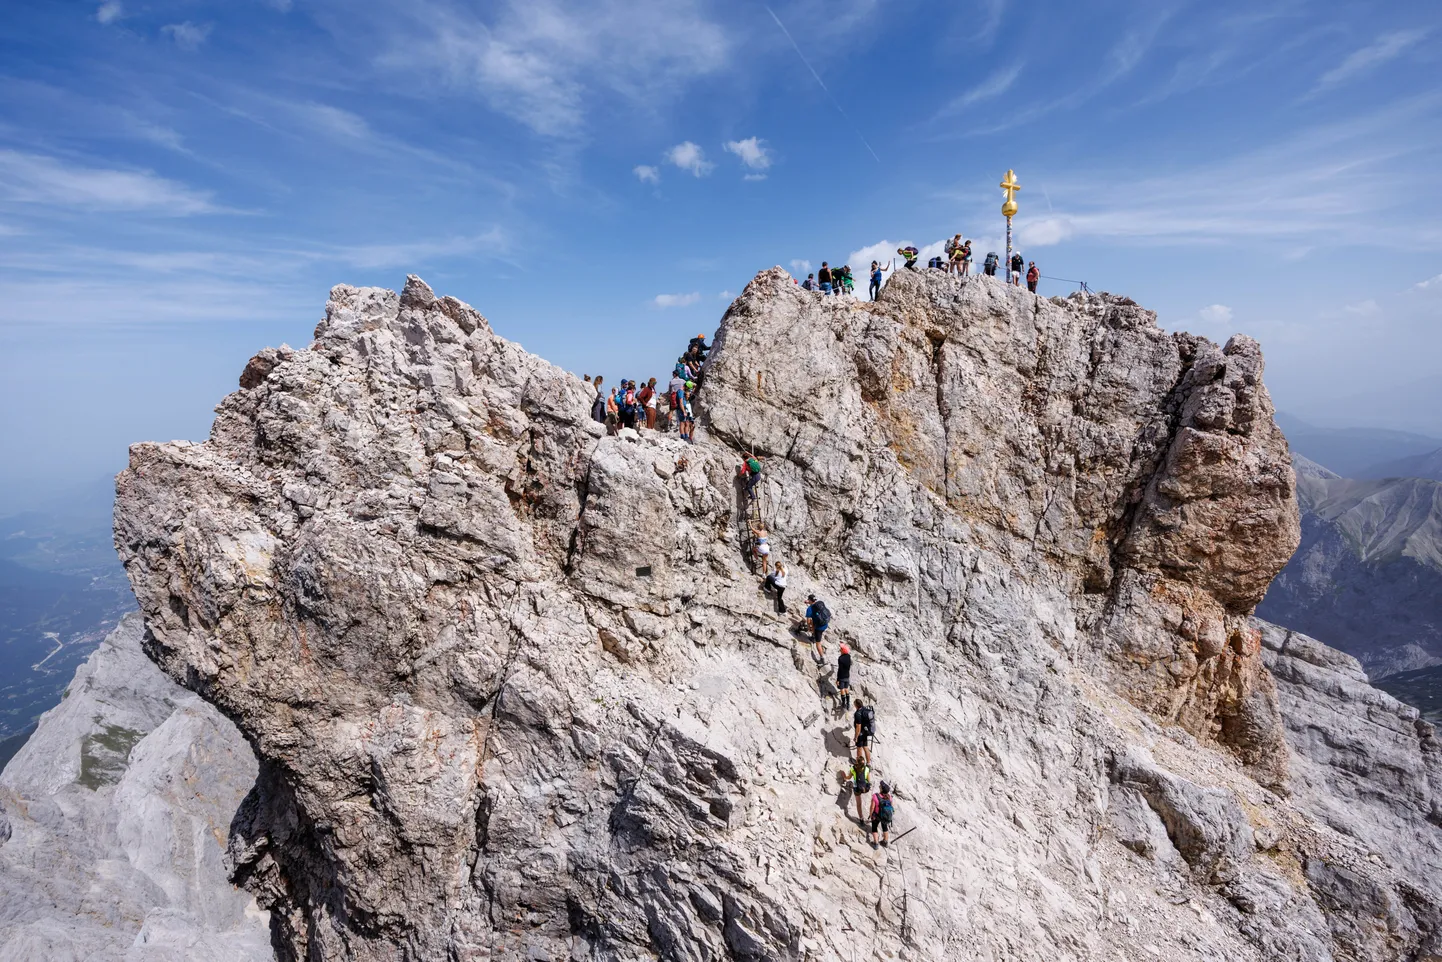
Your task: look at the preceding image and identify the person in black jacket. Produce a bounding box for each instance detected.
[836,643,853,709]
[852,699,874,765]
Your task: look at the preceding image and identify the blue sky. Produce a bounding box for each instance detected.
[1,0,1440,507]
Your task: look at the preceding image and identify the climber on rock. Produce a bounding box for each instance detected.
[675,381,695,443]
[870,780,895,846]
[852,699,874,765]
[846,756,871,822]
[741,452,763,499]
[802,594,831,659]
[688,333,709,359]
[836,643,852,710]
[898,246,919,270]
[1027,261,1040,294]
[750,523,772,575]
[984,251,999,277]
[762,561,787,614]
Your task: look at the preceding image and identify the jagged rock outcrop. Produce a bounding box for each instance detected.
[112,268,1441,961]
[0,612,270,960]
[1258,455,1442,677]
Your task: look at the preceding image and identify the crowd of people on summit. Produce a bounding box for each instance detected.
[804,234,1044,303]
[583,333,710,442]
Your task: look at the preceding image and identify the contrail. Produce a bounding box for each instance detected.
[764,5,881,164]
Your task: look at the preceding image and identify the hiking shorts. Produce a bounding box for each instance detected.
[836,675,850,690]
[855,731,871,748]
[871,814,892,833]
[812,623,828,643]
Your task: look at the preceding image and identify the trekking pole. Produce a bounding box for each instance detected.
[889,826,918,845]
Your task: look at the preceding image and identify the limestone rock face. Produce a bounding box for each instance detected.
[113,270,1440,961]
[0,612,270,961]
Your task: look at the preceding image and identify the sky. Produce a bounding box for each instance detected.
[1,0,1440,509]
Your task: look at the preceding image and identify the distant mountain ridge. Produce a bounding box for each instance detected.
[1362,448,1442,482]
[1257,453,1442,678]
[1275,412,1442,479]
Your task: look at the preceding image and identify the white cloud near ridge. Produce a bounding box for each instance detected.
[653,292,700,308]
[665,141,712,177]
[162,21,213,50]
[633,164,659,184]
[724,137,772,170]
[0,149,216,214]
[1315,30,1428,91]
[1197,304,1233,326]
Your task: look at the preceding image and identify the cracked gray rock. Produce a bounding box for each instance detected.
[111,268,1440,960]
[0,613,270,961]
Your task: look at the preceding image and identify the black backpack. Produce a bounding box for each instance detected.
[856,706,875,736]
[812,600,831,628]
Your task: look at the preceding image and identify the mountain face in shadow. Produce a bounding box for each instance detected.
[1258,455,1442,678]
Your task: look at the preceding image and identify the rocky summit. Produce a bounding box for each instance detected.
[111,267,1442,961]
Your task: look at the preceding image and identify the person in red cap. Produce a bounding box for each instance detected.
[836,643,853,709]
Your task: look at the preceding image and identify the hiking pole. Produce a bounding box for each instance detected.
[889,826,918,845]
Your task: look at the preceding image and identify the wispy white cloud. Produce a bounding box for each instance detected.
[297,102,370,140]
[633,164,659,184]
[0,150,216,215]
[1314,30,1428,91]
[364,0,728,138]
[653,291,700,308]
[665,141,712,177]
[96,1,123,24]
[743,173,767,181]
[718,290,735,300]
[1343,299,1381,317]
[724,137,772,170]
[957,95,1442,251]
[789,258,811,274]
[1413,273,1442,291]
[162,21,213,51]
[931,64,1022,120]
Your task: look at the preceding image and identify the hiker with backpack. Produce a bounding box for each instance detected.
[870,780,895,846]
[839,265,855,296]
[945,234,964,275]
[802,273,817,291]
[763,561,788,614]
[983,251,999,277]
[836,643,852,709]
[869,260,888,300]
[1010,251,1024,285]
[852,699,875,765]
[802,594,831,658]
[673,381,695,443]
[898,246,919,270]
[1026,261,1040,293]
[960,239,973,276]
[688,334,709,359]
[741,452,763,498]
[846,757,872,822]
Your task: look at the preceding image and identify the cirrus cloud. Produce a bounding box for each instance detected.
[653,291,700,308]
